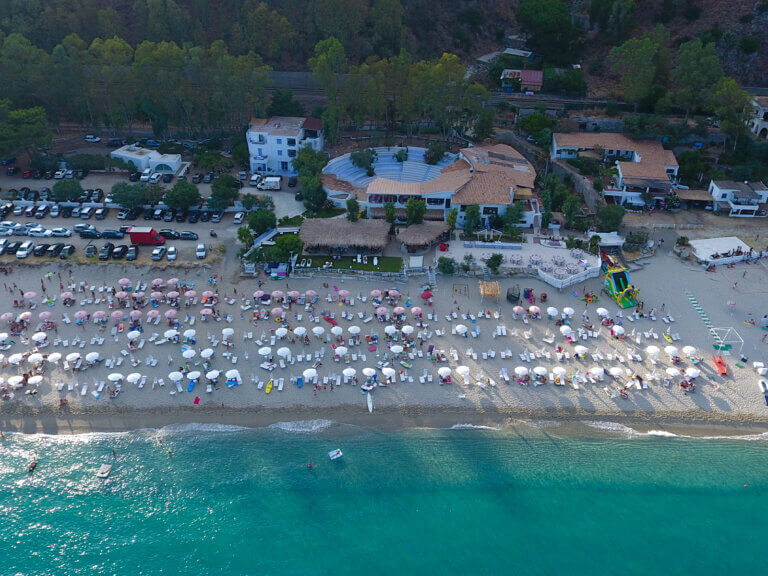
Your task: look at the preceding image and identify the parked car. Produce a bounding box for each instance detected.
[85,245,97,257]
[34,205,49,219]
[153,208,164,220]
[24,206,36,218]
[150,246,167,261]
[49,205,60,217]
[166,246,177,261]
[129,172,140,182]
[95,207,108,220]
[126,245,139,261]
[143,210,154,220]
[80,207,95,219]
[50,227,71,237]
[71,206,81,218]
[174,210,186,222]
[16,241,35,258]
[210,211,222,223]
[159,229,179,240]
[73,223,95,233]
[33,243,50,256]
[288,176,298,187]
[108,138,123,147]
[111,245,128,259]
[101,229,124,239]
[163,210,174,222]
[28,227,53,237]
[84,134,101,143]
[162,173,173,183]
[200,210,211,222]
[59,245,75,259]
[233,212,245,225]
[192,173,202,184]
[195,243,207,259]
[98,242,115,260]
[65,169,74,179]
[46,243,64,257]
[179,231,198,241]
[60,206,73,218]
[79,229,101,239]
[187,211,200,224]
[149,172,162,184]
[202,173,212,184]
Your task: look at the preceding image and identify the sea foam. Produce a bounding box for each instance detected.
[450,423,500,430]
[268,419,335,433]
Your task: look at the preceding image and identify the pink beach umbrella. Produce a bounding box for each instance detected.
[271,290,284,299]
[288,290,300,300]
[18,311,32,321]
[60,291,73,299]
[151,278,164,287]
[131,292,144,299]
[115,291,128,299]
[111,310,124,320]
[376,306,388,316]
[74,310,88,319]
[1,312,14,323]
[388,289,400,297]
[200,308,213,316]
[338,289,350,298]
[306,290,318,298]
[167,291,180,299]
[271,307,284,317]
[93,310,106,319]
[253,290,264,299]
[370,289,382,298]
[151,291,163,299]
[23,291,37,300]
[203,291,215,298]
[147,309,160,319]
[38,311,52,320]
[411,307,422,317]
[529,305,540,316]
[167,278,179,286]
[393,306,405,315]
[118,278,131,286]
[164,310,177,319]
[513,306,525,315]
[184,290,197,298]
[129,310,143,319]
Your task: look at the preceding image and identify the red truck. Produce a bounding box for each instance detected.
[127,226,165,245]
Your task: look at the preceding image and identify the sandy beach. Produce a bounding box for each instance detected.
[1,237,768,436]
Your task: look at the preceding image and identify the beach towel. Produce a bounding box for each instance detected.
[194,396,200,405]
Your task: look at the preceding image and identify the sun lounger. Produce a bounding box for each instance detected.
[81,384,87,396]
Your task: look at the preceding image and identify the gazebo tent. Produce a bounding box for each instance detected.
[479,280,500,301]
[299,219,389,253]
[396,221,450,251]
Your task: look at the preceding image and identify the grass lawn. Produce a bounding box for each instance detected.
[301,254,402,273]
[304,207,345,219]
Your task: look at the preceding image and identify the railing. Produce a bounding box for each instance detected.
[536,265,601,289]
[463,241,523,249]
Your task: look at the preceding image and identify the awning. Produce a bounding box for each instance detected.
[677,189,712,202]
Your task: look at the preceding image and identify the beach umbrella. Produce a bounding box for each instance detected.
[7,375,24,387]
[258,346,272,357]
[559,325,573,336]
[533,366,548,377]
[23,291,37,300]
[376,307,388,316]
[167,291,180,299]
[288,290,301,300]
[664,345,678,356]
[222,328,234,338]
[74,311,88,319]
[127,330,141,340]
[609,367,624,378]
[384,325,398,335]
[312,326,325,336]
[25,353,43,365]
[612,326,625,335]
[370,290,382,298]
[347,326,360,335]
[18,311,32,321]
[337,290,349,298]
[38,311,52,321]
[645,345,660,356]
[271,290,284,299]
[513,306,525,315]
[108,373,124,382]
[335,346,348,357]
[276,327,288,338]
[682,346,697,356]
[390,345,404,354]
[118,278,131,286]
[167,278,179,286]
[455,324,468,335]
[225,369,240,380]
[187,370,201,381]
[182,349,196,359]
[28,375,43,386]
[151,278,164,288]
[330,326,343,336]
[168,371,183,382]
[438,367,452,378]
[529,305,540,315]
[150,291,163,299]
[0,332,7,343]
[111,311,124,320]
[574,345,589,356]
[294,327,307,337]
[553,366,567,378]
[589,367,604,378]
[303,368,317,380]
[206,370,220,380]
[183,329,196,339]
[93,310,106,319]
[85,352,100,363]
[164,329,179,339]
[7,353,23,365]
[563,307,575,317]
[277,347,291,358]
[200,308,213,316]
[401,325,414,335]
[394,306,406,315]
[420,290,431,299]
[596,307,609,317]
[164,310,177,319]
[65,352,81,363]
[60,291,73,299]
[515,366,529,377]
[1,312,14,323]
[666,367,681,377]
[382,367,396,378]
[200,348,214,359]
[305,290,318,298]
[456,366,470,377]
[253,290,264,299]
[685,367,700,379]
[184,290,197,298]
[271,307,284,317]
[203,290,214,298]
[47,352,61,364]
[389,289,401,297]
[411,307,422,317]
[343,367,356,378]
[31,332,47,343]
[127,373,142,384]
[546,307,559,318]
[362,367,376,377]
[115,291,128,299]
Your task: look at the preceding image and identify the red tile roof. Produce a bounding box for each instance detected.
[303,117,323,131]
[520,69,543,87]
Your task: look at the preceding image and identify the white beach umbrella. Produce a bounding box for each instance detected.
[27,353,44,365]
[312,326,325,336]
[330,326,343,336]
[362,367,376,377]
[294,326,307,337]
[664,345,678,356]
[66,352,81,363]
[343,367,356,378]
[46,352,61,364]
[382,367,396,378]
[206,370,220,380]
[553,366,567,378]
[225,369,240,380]
[609,366,624,378]
[574,345,589,355]
[596,307,609,317]
[384,325,398,335]
[28,375,43,386]
[455,324,468,334]
[303,368,318,379]
[85,352,101,363]
[390,345,404,354]
[182,349,197,359]
[438,367,452,378]
[183,329,196,339]
[8,375,24,387]
[685,367,700,379]
[682,346,697,357]
[559,325,573,336]
[533,366,548,376]
[107,372,124,382]
[645,345,660,356]
[126,372,142,384]
[348,325,361,335]
[335,346,348,356]
[401,325,414,335]
[546,307,559,317]
[277,347,291,358]
[168,371,183,382]
[222,328,234,339]
[187,371,201,380]
[514,366,529,377]
[200,348,214,359]
[612,326,625,335]
[164,329,179,339]
[666,367,681,377]
[0,333,8,343]
[589,367,604,378]
[563,307,575,317]
[456,366,470,377]
[276,327,288,339]
[8,353,23,365]
[258,346,272,357]
[31,332,47,343]
[127,330,141,340]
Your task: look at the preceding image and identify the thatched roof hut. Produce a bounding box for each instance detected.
[396,221,450,249]
[299,218,390,252]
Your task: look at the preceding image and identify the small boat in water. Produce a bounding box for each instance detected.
[328,449,343,461]
[27,460,37,474]
[96,464,113,478]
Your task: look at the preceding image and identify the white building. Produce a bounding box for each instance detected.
[246,116,324,176]
[747,96,768,140]
[708,180,768,217]
[552,133,678,206]
[110,145,182,173]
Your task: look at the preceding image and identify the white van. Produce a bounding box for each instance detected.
[16,240,34,258]
[249,174,262,187]
[140,168,152,182]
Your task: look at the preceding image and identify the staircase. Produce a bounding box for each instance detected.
[427,269,437,284]
[483,267,491,280]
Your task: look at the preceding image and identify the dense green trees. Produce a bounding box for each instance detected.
[609,26,669,111]
[0,100,51,157]
[163,181,202,212]
[516,0,579,65]
[346,198,360,221]
[405,198,426,225]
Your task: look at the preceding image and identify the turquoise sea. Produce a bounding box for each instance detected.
[1,420,767,575]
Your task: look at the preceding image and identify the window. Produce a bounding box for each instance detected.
[277,150,282,156]
[280,162,288,171]
[276,138,282,145]
[287,138,296,146]
[288,150,296,158]
[426,198,445,206]
[482,207,498,215]
[720,193,727,200]
[258,148,263,156]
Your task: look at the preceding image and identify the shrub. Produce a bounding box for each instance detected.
[437,257,456,275]
[394,149,408,162]
[424,142,447,165]
[350,148,377,176]
[486,253,503,274]
[676,236,690,246]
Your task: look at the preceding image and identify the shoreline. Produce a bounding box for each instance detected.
[4,405,768,438]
